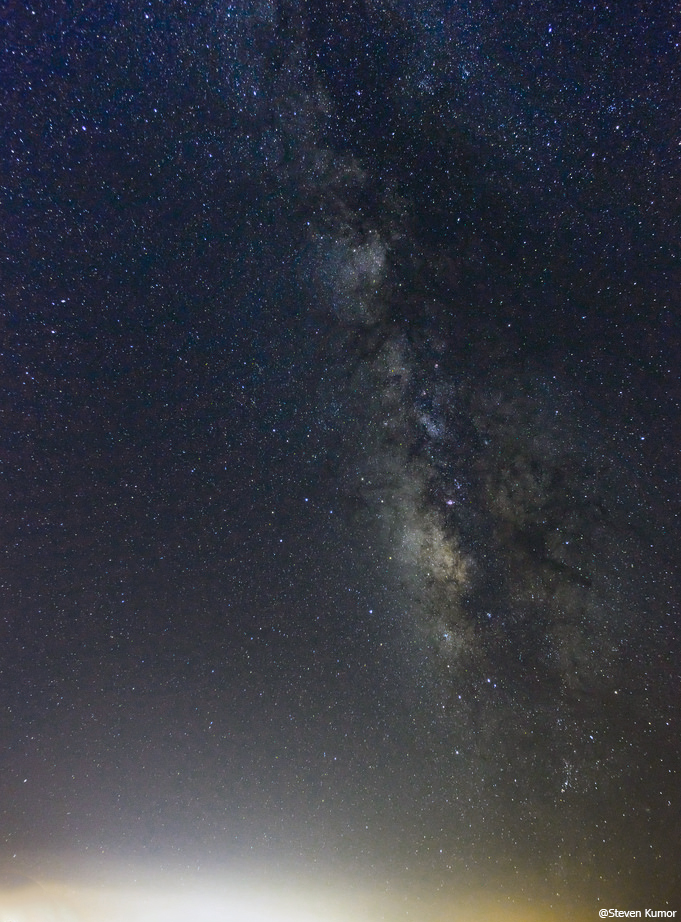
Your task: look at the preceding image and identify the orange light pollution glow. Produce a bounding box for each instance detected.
[0,855,594,922]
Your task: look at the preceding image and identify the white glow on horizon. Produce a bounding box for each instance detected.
[0,857,590,922]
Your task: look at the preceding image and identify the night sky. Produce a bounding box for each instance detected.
[1,1,680,917]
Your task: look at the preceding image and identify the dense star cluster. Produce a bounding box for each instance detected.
[1,0,679,916]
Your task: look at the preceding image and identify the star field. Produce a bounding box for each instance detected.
[1,1,680,916]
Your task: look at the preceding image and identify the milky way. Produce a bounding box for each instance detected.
[284,5,680,898]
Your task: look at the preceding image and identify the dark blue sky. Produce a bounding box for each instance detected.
[1,0,679,912]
